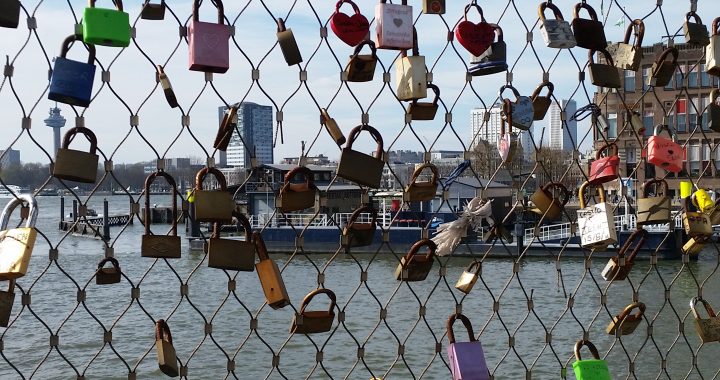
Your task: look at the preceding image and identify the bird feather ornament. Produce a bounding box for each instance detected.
[432,197,494,256]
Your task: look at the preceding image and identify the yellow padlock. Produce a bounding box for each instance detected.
[692,189,715,213]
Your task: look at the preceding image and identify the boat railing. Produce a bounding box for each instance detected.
[523,213,684,242]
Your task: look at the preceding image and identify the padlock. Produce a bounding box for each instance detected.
[404,163,438,202]
[321,108,346,146]
[499,85,533,131]
[530,81,554,121]
[588,49,621,89]
[52,127,99,184]
[141,0,165,20]
[155,319,179,377]
[607,19,644,71]
[290,288,336,334]
[374,0,413,50]
[156,65,178,108]
[336,125,385,188]
[407,84,440,121]
[342,206,377,248]
[682,236,708,256]
[589,142,619,184]
[277,18,303,66]
[627,110,644,134]
[707,89,720,132]
[647,47,678,87]
[691,297,720,343]
[395,28,427,101]
[82,0,130,47]
[188,0,230,73]
[684,11,710,47]
[330,0,370,47]
[0,0,20,28]
[254,232,290,309]
[0,194,38,281]
[0,280,14,327]
[394,239,436,282]
[637,179,671,226]
[692,189,715,213]
[468,23,507,77]
[446,313,490,380]
[48,35,97,108]
[708,18,720,77]
[95,257,121,285]
[571,2,607,51]
[214,104,237,151]
[606,302,645,336]
[345,40,377,82]
[682,197,712,239]
[455,3,494,57]
[422,0,444,15]
[207,211,255,271]
[576,181,617,250]
[454,261,481,294]
[141,172,181,259]
[646,124,684,173]
[497,109,518,163]
[278,167,317,212]
[193,167,234,223]
[572,340,611,380]
[530,182,569,221]
[601,228,647,281]
[538,2,576,49]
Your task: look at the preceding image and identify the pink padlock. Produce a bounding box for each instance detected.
[589,142,619,184]
[646,124,684,173]
[188,0,230,73]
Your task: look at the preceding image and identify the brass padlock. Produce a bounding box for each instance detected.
[455,261,480,294]
[588,49,621,89]
[684,11,710,46]
[0,194,38,280]
[647,47,678,87]
[499,84,534,131]
[407,84,440,121]
[529,182,569,221]
[708,89,720,132]
[468,23,508,77]
[156,65,178,108]
[345,40,377,82]
[530,81,554,121]
[155,319,179,377]
[0,280,15,327]
[141,172,181,259]
[691,297,720,343]
[342,206,377,247]
[395,28,427,101]
[394,239,436,282]
[278,167,317,212]
[422,0,444,14]
[683,196,712,239]
[254,232,290,309]
[290,288,336,334]
[404,163,439,202]
[636,179,671,226]
[193,167,234,223]
[95,257,122,285]
[336,125,385,188]
[53,126,99,184]
[608,19,644,71]
[606,302,645,336]
[214,104,237,151]
[0,0,20,28]
[141,0,166,20]
[682,236,708,256]
[601,228,647,281]
[207,211,255,271]
[571,2,607,50]
[277,18,303,66]
[321,108,346,146]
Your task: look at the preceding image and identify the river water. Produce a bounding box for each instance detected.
[1,195,718,379]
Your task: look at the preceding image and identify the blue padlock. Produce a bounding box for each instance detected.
[48,35,97,108]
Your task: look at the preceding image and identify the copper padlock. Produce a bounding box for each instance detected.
[0,280,14,327]
[207,211,255,271]
[530,182,569,221]
[141,172,181,259]
[684,11,710,46]
[588,49,621,89]
[155,319,179,377]
[290,288,336,334]
[321,108,346,146]
[95,257,121,285]
[277,18,302,66]
[278,167,317,213]
[601,228,647,281]
[345,40,377,82]
[404,163,439,202]
[636,179,671,226]
[336,125,385,188]
[530,81,554,121]
[691,297,720,343]
[214,104,238,151]
[606,302,645,336]
[193,167,234,223]
[342,206,377,248]
[607,19,644,71]
[571,2,607,50]
[141,0,166,20]
[455,261,480,294]
[394,239,436,282]
[647,47,678,87]
[156,65,178,108]
[407,84,440,121]
[53,126,99,184]
[254,232,290,309]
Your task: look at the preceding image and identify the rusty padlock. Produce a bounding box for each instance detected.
[394,239,436,282]
[254,232,290,309]
[156,65,178,109]
[155,319,178,377]
[141,172,181,259]
[0,280,14,327]
[408,84,440,121]
[538,2,576,49]
[588,49,621,89]
[207,211,255,272]
[589,142,620,184]
[601,228,647,281]
[336,125,385,188]
[321,108,346,146]
[647,47,678,87]
[607,19,644,71]
[290,288,336,334]
[95,257,121,285]
[278,167,317,213]
[572,2,607,50]
[684,11,710,46]
[530,81,554,121]
[141,0,165,20]
[277,18,303,66]
[193,167,234,223]
[636,179,671,226]
[530,182,570,221]
[707,89,720,132]
[404,163,439,202]
[455,261,481,294]
[214,104,237,152]
[53,127,99,184]
[345,40,377,82]
[691,297,720,343]
[606,302,645,336]
[342,206,377,248]
[682,197,712,239]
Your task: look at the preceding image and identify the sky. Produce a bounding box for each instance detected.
[0,0,705,164]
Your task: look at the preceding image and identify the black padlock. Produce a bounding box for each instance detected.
[708,89,720,132]
[95,257,122,285]
[0,0,21,29]
[588,49,621,89]
[684,11,709,46]
[572,2,607,50]
[647,47,678,87]
[469,24,507,76]
[141,0,166,20]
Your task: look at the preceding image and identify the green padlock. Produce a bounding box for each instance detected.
[82,0,131,47]
[572,340,611,380]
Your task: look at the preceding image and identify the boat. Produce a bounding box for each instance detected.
[0,185,21,198]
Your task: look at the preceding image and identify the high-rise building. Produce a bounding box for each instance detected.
[0,149,20,166]
[470,105,502,149]
[546,99,577,152]
[218,102,273,168]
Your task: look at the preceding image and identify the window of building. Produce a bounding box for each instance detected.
[689,96,698,132]
[642,66,651,91]
[676,98,687,133]
[624,70,635,92]
[674,64,685,89]
[643,109,654,136]
[700,96,710,130]
[700,64,711,87]
[688,65,698,88]
[607,113,617,138]
[689,142,700,176]
[703,143,711,175]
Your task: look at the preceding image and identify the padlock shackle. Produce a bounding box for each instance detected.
[538,2,564,22]
[193,0,224,24]
[641,178,668,198]
[0,194,38,230]
[276,18,290,33]
[88,0,122,11]
[691,297,718,319]
[618,228,648,262]
[409,163,439,186]
[211,210,252,240]
[60,35,96,64]
[574,340,601,361]
[253,231,271,261]
[685,11,703,25]
[652,124,677,141]
[335,0,360,15]
[447,313,476,343]
[541,182,570,207]
[622,19,645,48]
[713,17,720,36]
[97,257,120,271]
[594,142,618,160]
[404,238,436,262]
[144,171,178,237]
[380,0,407,4]
[578,181,606,209]
[500,99,512,135]
[400,27,420,57]
[345,124,384,159]
[498,84,521,101]
[462,3,485,23]
[425,84,440,106]
[281,166,316,191]
[346,206,378,230]
[352,40,377,59]
[616,302,646,322]
[195,167,229,191]
[588,48,615,67]
[531,81,554,100]
[155,319,173,343]
[710,89,719,103]
[464,261,481,276]
[654,47,678,69]
[490,24,503,42]
[299,288,337,315]
[573,2,598,21]
[61,126,98,154]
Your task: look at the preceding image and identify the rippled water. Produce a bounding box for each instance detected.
[1,195,718,379]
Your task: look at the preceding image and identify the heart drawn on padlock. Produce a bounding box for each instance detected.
[511,96,534,129]
[330,11,369,46]
[393,18,403,28]
[455,20,494,57]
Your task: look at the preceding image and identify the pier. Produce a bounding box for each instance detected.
[58,198,132,241]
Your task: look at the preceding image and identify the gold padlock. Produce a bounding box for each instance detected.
[342,206,377,248]
[277,18,302,66]
[321,108,346,146]
[395,28,427,101]
[277,167,317,213]
[606,302,645,336]
[214,104,237,151]
[155,319,179,377]
[394,239,436,282]
[455,261,480,294]
[207,211,255,271]
[0,280,15,327]
[404,163,439,202]
[193,167,234,223]
[407,84,440,121]
[141,172,181,259]
[682,196,712,239]
[53,126,99,184]
[336,125,385,188]
[691,297,720,343]
[607,19,644,71]
[95,257,122,285]
[682,236,708,256]
[588,48,621,89]
[156,65,178,108]
[290,288,336,334]
[601,228,647,281]
[636,178,671,226]
[0,194,38,280]
[529,182,569,221]
[530,81,554,121]
[254,232,291,309]
[345,40,377,82]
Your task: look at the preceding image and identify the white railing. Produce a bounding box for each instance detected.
[247,212,395,228]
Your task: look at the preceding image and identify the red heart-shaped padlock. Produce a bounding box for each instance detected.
[330,1,370,47]
[455,20,494,57]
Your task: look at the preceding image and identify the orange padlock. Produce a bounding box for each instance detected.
[646,125,684,173]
